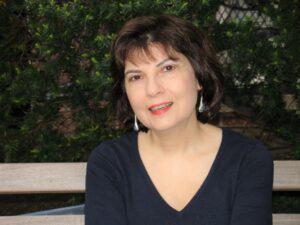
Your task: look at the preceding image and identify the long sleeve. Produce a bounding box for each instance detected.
[85,144,127,225]
[230,142,273,225]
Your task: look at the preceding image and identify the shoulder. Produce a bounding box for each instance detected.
[89,132,137,160]
[220,128,273,174]
[222,128,272,160]
[87,132,138,174]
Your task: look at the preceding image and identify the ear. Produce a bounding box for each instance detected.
[197,82,202,91]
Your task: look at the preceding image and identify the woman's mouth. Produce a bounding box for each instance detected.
[148,102,173,115]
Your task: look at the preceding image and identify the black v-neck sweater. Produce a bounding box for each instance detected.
[85,128,273,225]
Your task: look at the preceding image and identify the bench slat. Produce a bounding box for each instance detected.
[273,214,300,225]
[0,161,299,194]
[0,214,299,225]
[0,163,86,194]
[0,215,84,225]
[0,161,299,225]
[273,161,300,191]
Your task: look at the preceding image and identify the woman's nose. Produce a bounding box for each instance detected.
[145,76,163,97]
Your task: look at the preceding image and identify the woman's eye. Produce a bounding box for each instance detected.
[163,64,176,72]
[128,74,141,82]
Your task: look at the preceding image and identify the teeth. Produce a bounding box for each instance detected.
[150,102,173,111]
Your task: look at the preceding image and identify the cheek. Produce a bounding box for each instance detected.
[125,86,144,111]
[176,79,199,108]
[125,90,135,108]
[173,77,199,98]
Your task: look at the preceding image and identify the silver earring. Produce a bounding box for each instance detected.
[133,115,139,131]
[198,94,205,113]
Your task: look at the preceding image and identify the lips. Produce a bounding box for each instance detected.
[148,102,173,115]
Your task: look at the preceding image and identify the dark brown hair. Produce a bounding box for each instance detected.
[110,14,224,129]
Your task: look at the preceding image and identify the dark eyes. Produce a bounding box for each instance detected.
[163,64,176,72]
[128,74,141,82]
[126,64,176,82]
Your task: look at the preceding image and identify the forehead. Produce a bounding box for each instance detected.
[125,44,178,66]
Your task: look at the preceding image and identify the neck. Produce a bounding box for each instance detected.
[147,119,206,155]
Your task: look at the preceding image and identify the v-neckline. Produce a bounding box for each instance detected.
[133,128,226,216]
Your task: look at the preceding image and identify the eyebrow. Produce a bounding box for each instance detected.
[156,58,177,67]
[124,69,141,77]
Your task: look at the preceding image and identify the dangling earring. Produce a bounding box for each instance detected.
[133,115,139,131]
[198,94,205,113]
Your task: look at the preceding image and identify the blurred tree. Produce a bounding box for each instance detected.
[218,0,299,150]
[0,0,299,162]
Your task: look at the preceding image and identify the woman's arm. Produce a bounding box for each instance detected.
[230,143,273,225]
[85,145,127,225]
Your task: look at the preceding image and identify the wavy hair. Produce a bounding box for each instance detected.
[110,14,224,130]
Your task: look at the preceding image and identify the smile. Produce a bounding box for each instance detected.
[148,102,173,115]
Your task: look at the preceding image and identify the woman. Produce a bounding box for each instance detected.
[85,14,273,225]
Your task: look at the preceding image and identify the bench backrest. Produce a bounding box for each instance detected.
[0,161,299,225]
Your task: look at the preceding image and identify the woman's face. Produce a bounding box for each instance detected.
[124,44,201,132]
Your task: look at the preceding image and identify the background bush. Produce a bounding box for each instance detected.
[0,0,299,162]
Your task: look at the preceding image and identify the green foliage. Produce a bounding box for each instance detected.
[0,0,299,162]
[221,1,300,148]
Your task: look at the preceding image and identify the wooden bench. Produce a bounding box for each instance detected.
[0,161,299,225]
